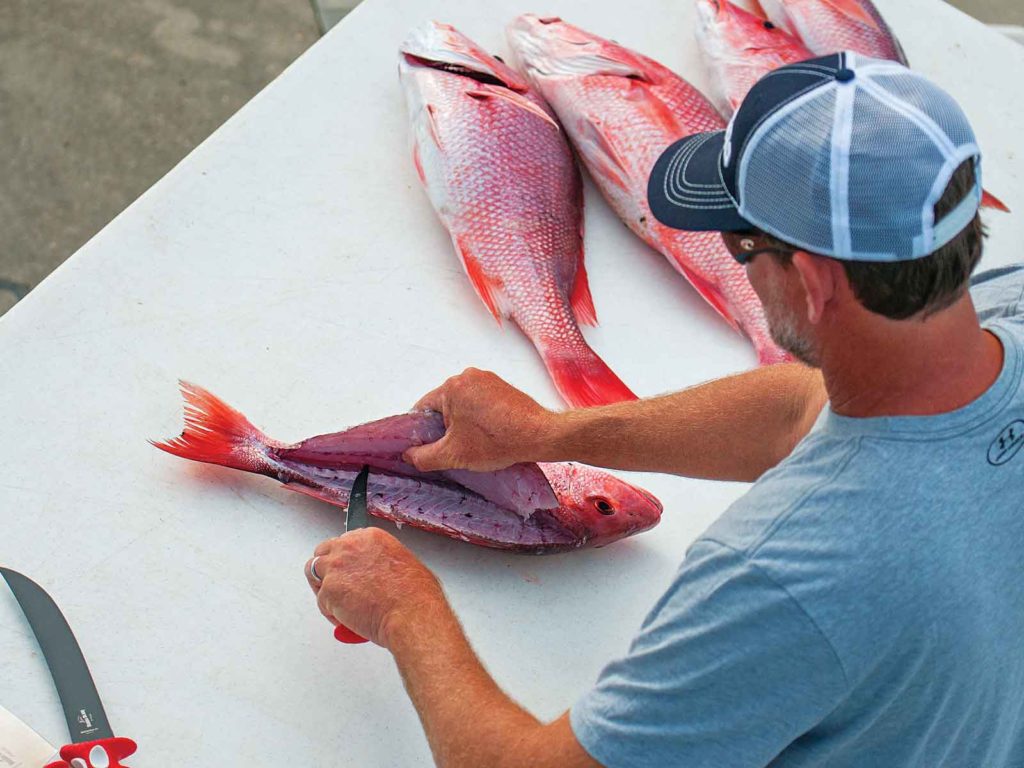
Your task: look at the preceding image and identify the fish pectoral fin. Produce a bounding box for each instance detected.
[822,0,881,30]
[425,103,444,150]
[453,234,511,323]
[465,84,561,131]
[579,117,631,192]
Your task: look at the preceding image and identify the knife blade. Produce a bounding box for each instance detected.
[345,464,371,533]
[1,567,137,767]
[333,465,372,645]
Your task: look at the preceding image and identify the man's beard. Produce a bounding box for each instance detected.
[765,301,819,367]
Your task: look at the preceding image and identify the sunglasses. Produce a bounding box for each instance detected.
[729,233,795,265]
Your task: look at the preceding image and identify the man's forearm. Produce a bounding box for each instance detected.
[387,601,597,768]
[534,362,826,482]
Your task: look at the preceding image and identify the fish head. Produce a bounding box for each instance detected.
[542,462,663,548]
[507,15,656,88]
[696,0,806,57]
[399,21,529,92]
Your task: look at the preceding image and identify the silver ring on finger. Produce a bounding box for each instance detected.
[309,556,323,584]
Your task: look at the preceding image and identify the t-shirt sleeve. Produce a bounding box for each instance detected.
[570,539,848,768]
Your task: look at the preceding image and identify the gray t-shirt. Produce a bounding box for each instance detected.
[572,265,1024,767]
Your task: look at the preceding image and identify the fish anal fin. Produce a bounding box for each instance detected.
[570,249,598,327]
[465,84,561,131]
[668,249,742,333]
[454,234,509,324]
[823,0,881,30]
[282,480,347,508]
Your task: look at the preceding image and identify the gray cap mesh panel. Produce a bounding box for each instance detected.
[740,87,838,254]
[847,87,948,260]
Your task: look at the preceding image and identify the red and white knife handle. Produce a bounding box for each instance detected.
[334,624,368,644]
[46,737,137,768]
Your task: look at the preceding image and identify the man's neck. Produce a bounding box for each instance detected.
[821,294,1004,418]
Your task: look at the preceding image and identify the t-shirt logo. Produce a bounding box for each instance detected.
[988,419,1024,466]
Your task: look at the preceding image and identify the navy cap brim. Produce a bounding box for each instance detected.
[647,131,752,232]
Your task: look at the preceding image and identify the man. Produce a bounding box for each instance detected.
[305,53,1024,767]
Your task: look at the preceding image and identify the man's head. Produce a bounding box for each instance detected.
[646,52,986,366]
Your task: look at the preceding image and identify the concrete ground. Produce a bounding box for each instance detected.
[0,0,318,314]
[0,0,1020,316]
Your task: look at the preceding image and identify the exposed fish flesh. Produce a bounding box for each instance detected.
[508,15,791,365]
[152,382,663,553]
[399,21,637,407]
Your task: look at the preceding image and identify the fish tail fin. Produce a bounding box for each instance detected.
[540,341,637,408]
[756,342,795,366]
[981,189,1010,213]
[150,381,276,473]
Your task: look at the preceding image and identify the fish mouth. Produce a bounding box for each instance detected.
[400,21,527,92]
[401,53,516,88]
[638,487,664,516]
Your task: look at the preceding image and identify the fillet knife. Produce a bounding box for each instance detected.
[0,567,137,767]
[332,464,371,644]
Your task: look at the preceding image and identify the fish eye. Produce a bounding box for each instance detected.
[763,21,776,30]
[593,498,616,515]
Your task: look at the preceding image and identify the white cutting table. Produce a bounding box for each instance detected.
[1,1,1020,764]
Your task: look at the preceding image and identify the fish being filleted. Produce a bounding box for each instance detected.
[694,0,813,118]
[399,21,637,408]
[151,382,663,553]
[507,14,792,366]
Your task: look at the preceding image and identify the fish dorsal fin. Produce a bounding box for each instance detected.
[822,0,882,30]
[465,84,560,131]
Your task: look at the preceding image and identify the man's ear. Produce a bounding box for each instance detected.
[791,251,838,325]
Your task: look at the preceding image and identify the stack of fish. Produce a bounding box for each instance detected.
[399,4,1006,411]
[695,0,1008,207]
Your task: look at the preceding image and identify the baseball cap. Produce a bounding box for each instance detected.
[647,52,983,262]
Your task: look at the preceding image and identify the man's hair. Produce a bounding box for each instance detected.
[759,159,985,320]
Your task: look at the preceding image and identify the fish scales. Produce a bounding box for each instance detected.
[508,15,791,365]
[695,0,815,119]
[759,0,907,63]
[400,22,636,407]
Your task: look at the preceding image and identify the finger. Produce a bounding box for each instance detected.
[403,433,456,472]
[313,538,336,557]
[413,385,445,413]
[304,557,323,592]
[316,585,341,626]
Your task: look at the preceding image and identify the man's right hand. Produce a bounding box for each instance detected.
[403,368,556,472]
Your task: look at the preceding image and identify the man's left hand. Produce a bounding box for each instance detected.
[305,528,444,649]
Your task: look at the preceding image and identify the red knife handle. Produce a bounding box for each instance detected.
[334,623,369,644]
[46,737,137,767]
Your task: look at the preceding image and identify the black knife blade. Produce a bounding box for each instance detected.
[0,567,113,744]
[345,464,371,533]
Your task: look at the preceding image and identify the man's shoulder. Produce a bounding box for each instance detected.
[971,263,1024,323]
[699,431,862,557]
